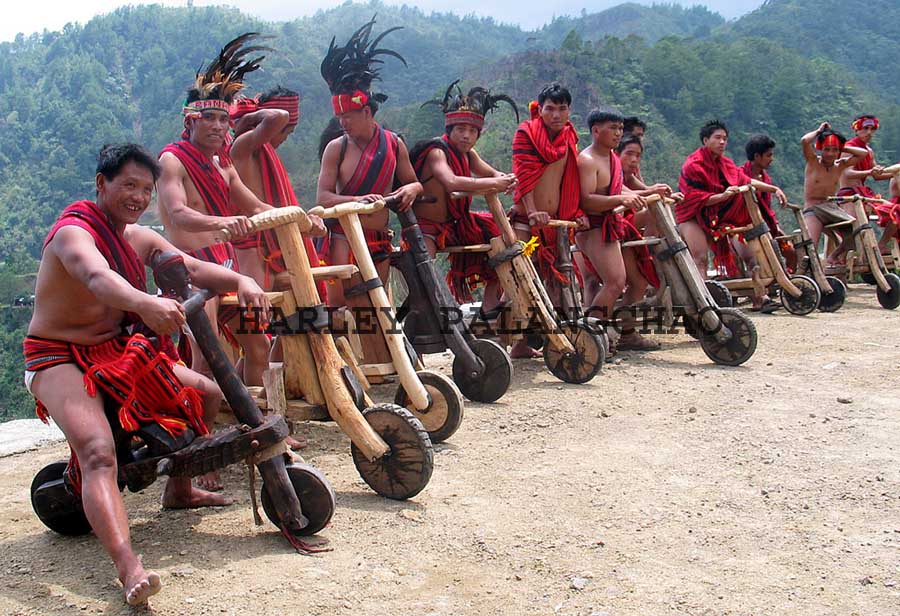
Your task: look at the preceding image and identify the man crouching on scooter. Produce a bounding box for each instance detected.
[23,143,270,605]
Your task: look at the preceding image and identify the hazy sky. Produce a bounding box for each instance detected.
[2,0,765,43]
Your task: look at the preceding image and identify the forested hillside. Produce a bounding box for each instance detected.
[0,0,896,419]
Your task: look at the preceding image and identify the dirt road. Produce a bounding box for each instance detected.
[1,289,897,615]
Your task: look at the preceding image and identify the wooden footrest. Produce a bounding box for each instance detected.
[825,221,853,229]
[271,265,359,291]
[622,238,663,248]
[440,244,492,254]
[220,292,285,306]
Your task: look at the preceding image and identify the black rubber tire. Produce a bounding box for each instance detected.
[260,463,336,536]
[395,370,464,443]
[818,276,846,312]
[30,461,92,536]
[876,272,900,309]
[352,404,434,499]
[705,280,733,308]
[451,339,513,404]
[542,321,605,384]
[698,307,758,366]
[780,275,821,315]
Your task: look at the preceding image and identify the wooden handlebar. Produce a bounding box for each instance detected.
[547,219,578,229]
[221,206,311,241]
[307,199,387,220]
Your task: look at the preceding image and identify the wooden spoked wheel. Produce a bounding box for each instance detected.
[698,307,758,366]
[542,321,604,384]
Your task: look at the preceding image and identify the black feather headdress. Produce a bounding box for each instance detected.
[321,16,406,114]
[423,80,519,130]
[183,32,273,115]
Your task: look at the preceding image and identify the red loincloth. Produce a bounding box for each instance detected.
[23,334,207,497]
[512,114,584,284]
[411,135,501,303]
[677,147,752,276]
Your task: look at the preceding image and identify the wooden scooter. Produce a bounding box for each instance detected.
[825,194,900,309]
[308,198,465,444]
[386,200,513,404]
[31,252,335,551]
[772,202,846,312]
[716,186,821,314]
[444,192,606,384]
[227,205,435,498]
[619,195,758,365]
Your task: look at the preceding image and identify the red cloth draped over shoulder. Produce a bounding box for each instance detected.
[677,147,751,276]
[42,200,178,358]
[846,136,874,172]
[512,117,583,283]
[319,125,399,264]
[412,135,500,302]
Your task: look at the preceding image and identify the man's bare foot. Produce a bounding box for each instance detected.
[616,331,660,351]
[196,471,223,492]
[122,567,162,606]
[162,480,234,509]
[510,340,541,359]
[286,434,308,451]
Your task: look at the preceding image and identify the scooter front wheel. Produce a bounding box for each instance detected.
[352,404,434,499]
[261,463,336,536]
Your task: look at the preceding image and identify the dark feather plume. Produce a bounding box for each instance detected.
[320,16,406,97]
[421,81,520,122]
[187,32,274,104]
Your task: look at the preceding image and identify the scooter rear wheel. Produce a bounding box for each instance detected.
[31,461,91,536]
[395,371,464,443]
[352,404,434,499]
[451,339,513,404]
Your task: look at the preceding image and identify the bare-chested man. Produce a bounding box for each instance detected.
[410,82,518,310]
[677,120,786,278]
[800,122,867,262]
[23,144,268,605]
[575,109,658,351]
[157,34,278,399]
[317,18,422,308]
[509,83,587,357]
